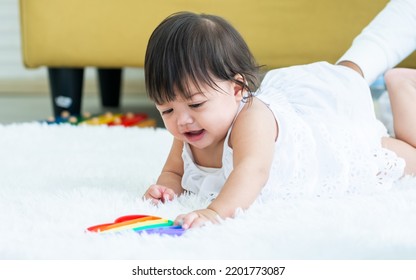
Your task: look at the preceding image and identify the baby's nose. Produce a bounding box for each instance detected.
[177,111,194,126]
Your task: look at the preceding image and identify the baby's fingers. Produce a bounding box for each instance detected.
[175,212,203,229]
[174,214,186,226]
[144,185,163,203]
[147,187,162,199]
[187,217,207,229]
[161,188,175,203]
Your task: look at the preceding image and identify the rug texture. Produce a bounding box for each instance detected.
[1,123,415,260]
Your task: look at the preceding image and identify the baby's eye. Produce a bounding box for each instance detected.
[161,108,173,115]
[189,102,205,109]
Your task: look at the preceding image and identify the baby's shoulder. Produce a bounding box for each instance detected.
[231,98,278,141]
[237,97,273,119]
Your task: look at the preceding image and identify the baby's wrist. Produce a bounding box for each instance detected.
[206,206,221,219]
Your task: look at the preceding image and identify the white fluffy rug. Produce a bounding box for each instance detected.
[1,123,416,260]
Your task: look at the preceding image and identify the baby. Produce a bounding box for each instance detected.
[143,12,415,229]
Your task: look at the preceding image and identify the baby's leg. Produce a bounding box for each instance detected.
[382,137,416,175]
[382,68,416,175]
[384,68,416,146]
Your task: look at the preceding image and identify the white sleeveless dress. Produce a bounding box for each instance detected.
[181,62,405,202]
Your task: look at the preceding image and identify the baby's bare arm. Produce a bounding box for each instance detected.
[156,138,185,194]
[144,138,184,202]
[209,98,278,218]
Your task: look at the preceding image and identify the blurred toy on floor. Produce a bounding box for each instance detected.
[42,111,156,128]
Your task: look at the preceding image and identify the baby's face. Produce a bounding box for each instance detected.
[156,80,243,150]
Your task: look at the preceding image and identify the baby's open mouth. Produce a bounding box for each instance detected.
[184,129,205,141]
[185,129,204,136]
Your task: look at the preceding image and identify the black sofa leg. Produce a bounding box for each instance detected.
[48,67,84,117]
[98,68,122,108]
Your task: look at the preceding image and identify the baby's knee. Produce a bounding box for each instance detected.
[385,68,416,89]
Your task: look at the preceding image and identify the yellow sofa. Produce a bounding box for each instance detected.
[19,0,416,116]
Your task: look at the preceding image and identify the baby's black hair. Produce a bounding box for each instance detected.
[144,11,261,104]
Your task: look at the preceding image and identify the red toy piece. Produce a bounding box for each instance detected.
[107,112,149,127]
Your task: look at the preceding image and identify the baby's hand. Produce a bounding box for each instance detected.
[175,208,220,229]
[143,184,175,204]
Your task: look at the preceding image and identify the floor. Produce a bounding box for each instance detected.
[0,78,164,127]
[0,93,163,127]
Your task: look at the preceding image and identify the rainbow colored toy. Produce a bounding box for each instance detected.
[86,214,185,236]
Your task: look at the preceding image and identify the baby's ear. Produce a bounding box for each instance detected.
[233,74,246,97]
